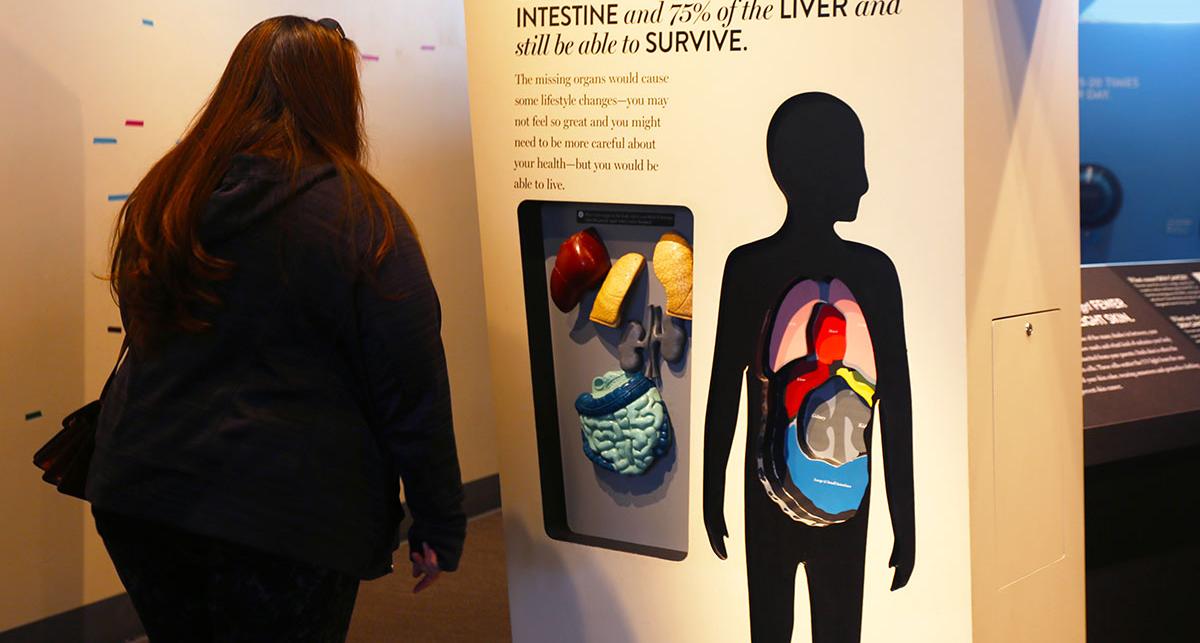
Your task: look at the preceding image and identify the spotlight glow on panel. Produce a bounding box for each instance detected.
[1082,0,1200,25]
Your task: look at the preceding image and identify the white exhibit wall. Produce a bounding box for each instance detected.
[0,0,495,631]
[964,1,1086,641]
[0,24,86,633]
[465,1,975,641]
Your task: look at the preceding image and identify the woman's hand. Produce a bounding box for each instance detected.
[410,543,442,593]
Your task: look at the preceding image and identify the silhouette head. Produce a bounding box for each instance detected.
[766,92,868,223]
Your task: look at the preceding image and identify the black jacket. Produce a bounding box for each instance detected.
[88,155,466,579]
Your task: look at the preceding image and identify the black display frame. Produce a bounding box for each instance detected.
[517,199,691,561]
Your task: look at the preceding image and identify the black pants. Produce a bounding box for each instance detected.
[93,508,360,643]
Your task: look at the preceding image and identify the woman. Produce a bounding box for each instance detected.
[88,16,465,641]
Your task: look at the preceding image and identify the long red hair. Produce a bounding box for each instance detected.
[110,15,399,338]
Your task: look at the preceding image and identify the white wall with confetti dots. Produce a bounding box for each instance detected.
[0,1,494,631]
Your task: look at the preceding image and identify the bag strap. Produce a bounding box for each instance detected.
[98,337,130,402]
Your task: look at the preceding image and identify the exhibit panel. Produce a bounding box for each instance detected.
[1080,261,1200,464]
[463,1,1088,640]
[1076,1,1200,468]
[468,0,1084,641]
[1075,7,1200,628]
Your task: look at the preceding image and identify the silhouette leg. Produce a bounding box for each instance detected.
[803,533,867,643]
[745,473,808,643]
[746,529,801,643]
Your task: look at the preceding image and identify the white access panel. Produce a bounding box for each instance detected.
[991,310,1068,589]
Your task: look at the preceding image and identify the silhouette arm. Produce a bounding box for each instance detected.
[703,256,750,560]
[876,264,915,590]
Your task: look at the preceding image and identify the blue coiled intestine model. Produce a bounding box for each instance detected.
[575,371,673,475]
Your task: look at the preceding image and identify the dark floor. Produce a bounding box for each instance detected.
[347,511,511,642]
[1084,446,1200,643]
[16,457,1200,643]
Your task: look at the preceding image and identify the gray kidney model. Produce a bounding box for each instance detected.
[618,305,688,378]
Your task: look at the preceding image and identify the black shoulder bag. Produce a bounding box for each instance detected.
[32,338,129,499]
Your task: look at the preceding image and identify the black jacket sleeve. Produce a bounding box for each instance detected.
[355,213,466,572]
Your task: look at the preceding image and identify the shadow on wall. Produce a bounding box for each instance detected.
[503,517,635,643]
[992,0,1044,111]
[964,0,1050,326]
[0,35,89,637]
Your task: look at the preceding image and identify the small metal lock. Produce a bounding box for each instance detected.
[1024,322,1034,336]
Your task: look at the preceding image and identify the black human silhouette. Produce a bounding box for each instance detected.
[703,92,915,643]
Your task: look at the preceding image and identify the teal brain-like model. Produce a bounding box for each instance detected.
[574,371,673,476]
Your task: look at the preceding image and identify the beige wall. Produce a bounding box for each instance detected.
[0,1,494,632]
[0,31,86,632]
[964,1,1086,641]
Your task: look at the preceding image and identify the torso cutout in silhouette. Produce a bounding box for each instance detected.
[703,93,915,643]
[758,290,874,526]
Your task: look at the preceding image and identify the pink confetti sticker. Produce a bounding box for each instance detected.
[361,54,380,61]
[125,119,144,127]
[420,45,436,51]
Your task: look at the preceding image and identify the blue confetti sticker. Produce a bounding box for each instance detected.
[108,193,130,202]
[93,137,117,144]
[25,410,43,421]
[142,18,155,27]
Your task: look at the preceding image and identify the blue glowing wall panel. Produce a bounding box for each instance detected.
[1080,7,1200,263]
